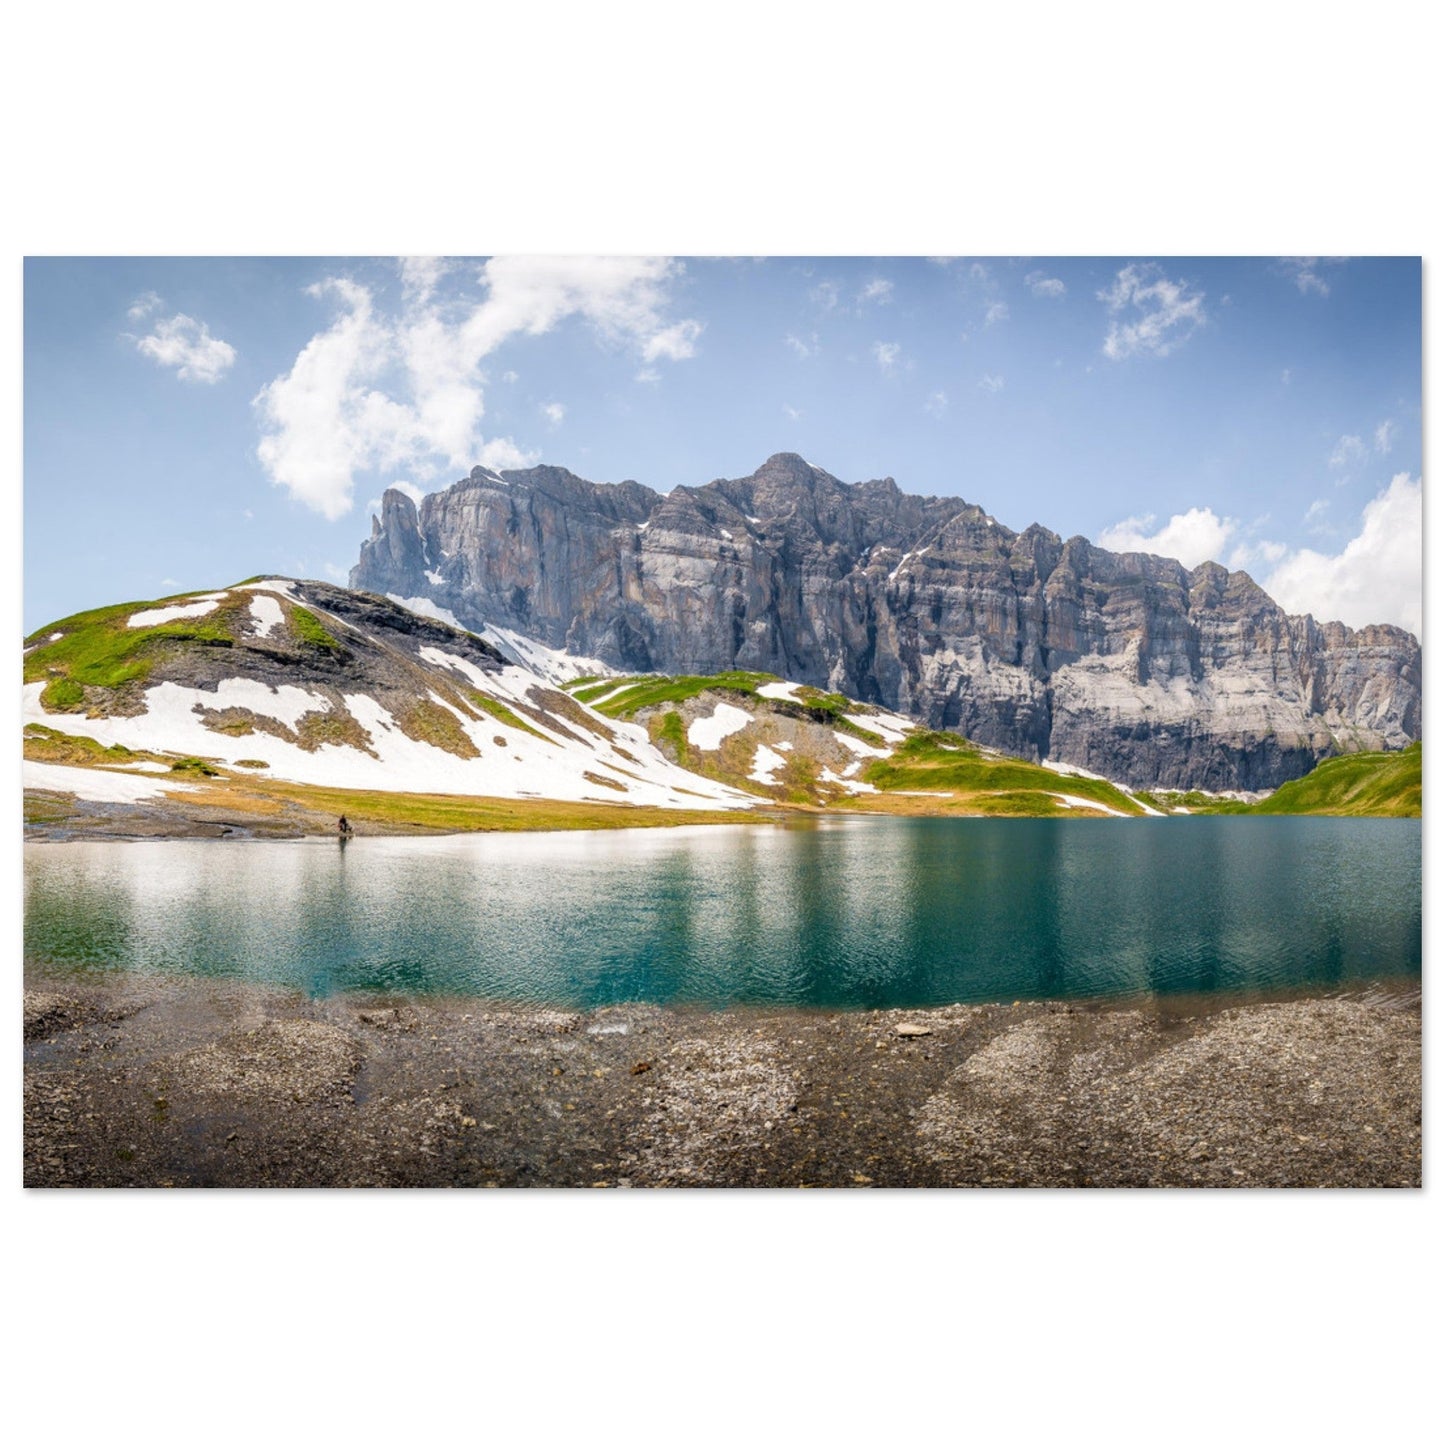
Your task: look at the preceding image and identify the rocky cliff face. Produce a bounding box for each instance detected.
[351,454,1421,789]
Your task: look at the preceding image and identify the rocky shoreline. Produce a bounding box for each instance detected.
[24,968,1421,1188]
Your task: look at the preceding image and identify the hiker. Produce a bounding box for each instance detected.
[338,815,353,837]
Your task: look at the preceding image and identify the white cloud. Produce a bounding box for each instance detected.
[1098,262,1207,360]
[475,438,535,470]
[634,366,661,384]
[984,300,1009,326]
[1263,474,1421,635]
[873,341,902,373]
[858,278,893,306]
[810,279,841,312]
[1329,433,1366,470]
[782,403,802,421]
[541,401,565,427]
[500,370,519,383]
[133,308,237,384]
[1374,418,1396,454]
[978,374,1004,394]
[784,333,815,359]
[1026,271,1066,299]
[128,291,163,321]
[1098,478,1422,635]
[1303,498,1331,533]
[254,257,698,518]
[1227,537,1287,570]
[1279,257,1336,297]
[399,256,450,302]
[1098,506,1238,569]
[924,390,948,418]
[642,318,703,362]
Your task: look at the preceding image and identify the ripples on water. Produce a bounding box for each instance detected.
[24,817,1421,1010]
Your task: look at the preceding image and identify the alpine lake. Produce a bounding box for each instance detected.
[24,816,1421,1010]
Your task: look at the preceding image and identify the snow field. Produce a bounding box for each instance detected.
[23,760,199,803]
[687,702,754,750]
[127,592,230,628]
[247,593,285,638]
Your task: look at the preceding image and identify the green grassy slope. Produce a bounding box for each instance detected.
[857,732,1149,816]
[1250,742,1421,817]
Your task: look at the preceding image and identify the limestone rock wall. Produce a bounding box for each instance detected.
[351,454,1421,790]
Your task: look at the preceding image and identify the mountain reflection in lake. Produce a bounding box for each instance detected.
[24,817,1421,1009]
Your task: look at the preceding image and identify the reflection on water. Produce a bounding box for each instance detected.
[24,817,1422,1009]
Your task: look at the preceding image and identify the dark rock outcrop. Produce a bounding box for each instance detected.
[351,455,1421,789]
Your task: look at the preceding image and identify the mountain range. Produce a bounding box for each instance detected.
[352,452,1421,791]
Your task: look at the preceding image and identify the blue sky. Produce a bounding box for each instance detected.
[24,255,1422,637]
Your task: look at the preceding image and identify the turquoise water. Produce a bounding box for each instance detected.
[23,817,1421,1009]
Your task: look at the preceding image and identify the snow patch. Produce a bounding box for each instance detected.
[1042,758,1111,783]
[757,680,804,702]
[417,646,494,691]
[424,569,446,586]
[687,702,753,750]
[388,593,469,633]
[127,592,229,628]
[820,767,878,795]
[238,579,300,600]
[749,744,787,785]
[1049,792,1129,818]
[833,730,890,758]
[853,709,914,742]
[248,593,285,638]
[24,760,199,802]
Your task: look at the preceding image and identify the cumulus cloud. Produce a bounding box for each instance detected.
[1374,418,1396,454]
[541,401,565,427]
[1098,262,1207,360]
[1263,474,1421,635]
[873,341,902,372]
[1100,479,1423,635]
[1098,506,1238,570]
[784,333,816,359]
[254,257,698,518]
[476,437,538,471]
[984,300,1009,326]
[859,278,893,306]
[978,374,1004,394]
[1026,271,1066,298]
[131,305,237,384]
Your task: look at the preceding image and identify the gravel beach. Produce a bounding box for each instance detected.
[23,968,1421,1188]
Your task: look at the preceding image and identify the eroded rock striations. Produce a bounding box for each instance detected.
[351,453,1420,789]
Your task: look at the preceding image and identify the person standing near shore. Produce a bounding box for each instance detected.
[337,815,353,838]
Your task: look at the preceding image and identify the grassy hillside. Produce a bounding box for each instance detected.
[855,732,1149,817]
[1249,742,1421,817]
[1139,743,1422,818]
